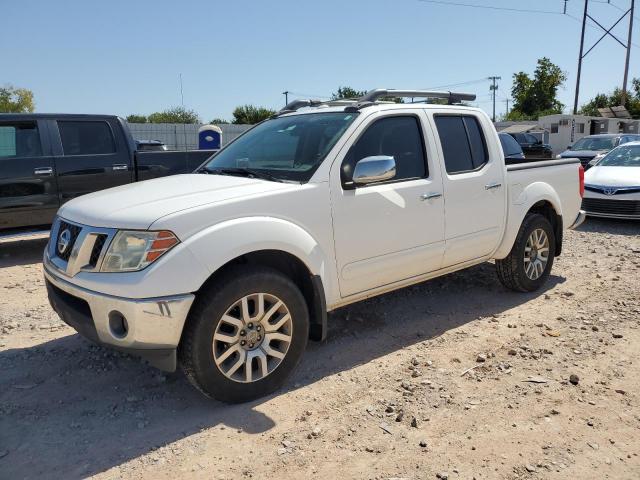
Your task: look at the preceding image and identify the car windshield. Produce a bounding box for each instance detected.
[598,144,640,167]
[201,112,358,182]
[571,136,616,151]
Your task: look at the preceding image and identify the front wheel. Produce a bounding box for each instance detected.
[495,213,556,292]
[179,266,309,403]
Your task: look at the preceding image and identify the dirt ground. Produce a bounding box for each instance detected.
[1,218,639,480]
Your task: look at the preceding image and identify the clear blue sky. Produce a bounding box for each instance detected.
[3,0,638,121]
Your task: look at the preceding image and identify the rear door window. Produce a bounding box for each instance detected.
[58,121,116,156]
[434,115,488,174]
[0,123,42,158]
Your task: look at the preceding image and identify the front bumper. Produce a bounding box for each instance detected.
[44,263,195,371]
[568,210,587,230]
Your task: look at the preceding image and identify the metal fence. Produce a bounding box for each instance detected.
[127,123,252,150]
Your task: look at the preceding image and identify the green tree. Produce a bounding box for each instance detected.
[507,58,567,120]
[579,78,640,118]
[331,86,368,100]
[209,118,230,124]
[232,105,276,124]
[148,106,200,124]
[0,85,35,113]
[126,114,148,123]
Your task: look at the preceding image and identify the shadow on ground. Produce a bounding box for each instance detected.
[576,216,640,237]
[0,259,566,479]
[0,236,48,268]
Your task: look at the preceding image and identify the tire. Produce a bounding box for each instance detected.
[495,213,556,292]
[179,266,309,403]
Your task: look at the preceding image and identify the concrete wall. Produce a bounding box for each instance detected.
[127,123,252,150]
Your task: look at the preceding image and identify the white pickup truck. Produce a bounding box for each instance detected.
[43,90,586,402]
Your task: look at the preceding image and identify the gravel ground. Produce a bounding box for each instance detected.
[1,218,639,480]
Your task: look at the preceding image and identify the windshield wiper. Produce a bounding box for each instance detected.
[202,167,284,183]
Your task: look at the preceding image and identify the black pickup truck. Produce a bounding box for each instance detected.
[0,114,216,235]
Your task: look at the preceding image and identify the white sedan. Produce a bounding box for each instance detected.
[582,142,640,219]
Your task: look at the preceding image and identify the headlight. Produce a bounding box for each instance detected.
[101,230,179,272]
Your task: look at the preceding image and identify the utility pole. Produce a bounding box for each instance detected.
[622,0,635,105]
[488,76,501,122]
[504,98,510,118]
[574,0,589,114]
[282,91,289,106]
[563,0,568,14]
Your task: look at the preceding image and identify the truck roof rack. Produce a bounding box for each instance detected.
[274,89,477,116]
[358,89,476,104]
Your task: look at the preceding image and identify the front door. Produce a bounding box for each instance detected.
[50,118,133,204]
[431,112,506,267]
[0,119,59,230]
[330,111,446,297]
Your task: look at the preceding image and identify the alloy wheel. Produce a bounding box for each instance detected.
[212,293,293,383]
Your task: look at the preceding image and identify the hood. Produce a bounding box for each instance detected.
[584,165,640,187]
[560,149,604,159]
[58,174,295,229]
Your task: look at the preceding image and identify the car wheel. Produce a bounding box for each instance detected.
[179,265,309,403]
[495,213,556,292]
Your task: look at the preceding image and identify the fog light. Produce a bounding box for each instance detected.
[108,311,128,339]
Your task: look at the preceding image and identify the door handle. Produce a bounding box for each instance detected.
[34,167,53,176]
[112,164,129,171]
[485,182,502,190]
[420,192,442,201]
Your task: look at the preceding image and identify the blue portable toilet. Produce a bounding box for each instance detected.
[198,125,222,150]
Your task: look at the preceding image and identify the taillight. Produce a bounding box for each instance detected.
[578,165,584,198]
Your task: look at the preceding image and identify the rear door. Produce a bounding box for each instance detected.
[431,112,506,267]
[51,118,133,204]
[0,119,59,230]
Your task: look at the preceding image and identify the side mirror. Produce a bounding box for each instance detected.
[352,156,396,185]
[566,145,572,150]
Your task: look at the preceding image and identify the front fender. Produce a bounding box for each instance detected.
[493,182,562,259]
[183,216,336,300]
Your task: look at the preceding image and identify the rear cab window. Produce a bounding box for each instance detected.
[58,121,116,156]
[0,122,42,158]
[434,115,488,174]
[499,134,522,157]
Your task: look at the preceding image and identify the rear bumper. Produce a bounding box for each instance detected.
[44,263,195,371]
[568,210,587,229]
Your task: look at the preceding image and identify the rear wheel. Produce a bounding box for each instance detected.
[495,213,555,292]
[179,266,309,403]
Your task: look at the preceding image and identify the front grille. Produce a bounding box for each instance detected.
[584,185,640,195]
[89,234,108,267]
[582,198,640,216]
[56,221,82,261]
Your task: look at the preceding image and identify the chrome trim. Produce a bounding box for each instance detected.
[34,167,53,176]
[485,182,502,190]
[49,217,117,277]
[421,192,442,200]
[44,261,195,350]
[568,210,587,229]
[584,184,640,195]
[353,155,397,185]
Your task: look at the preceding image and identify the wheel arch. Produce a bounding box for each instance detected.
[183,217,333,341]
[494,183,563,259]
[196,249,327,341]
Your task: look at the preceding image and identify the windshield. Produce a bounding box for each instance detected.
[202,112,358,182]
[598,144,640,167]
[571,136,617,151]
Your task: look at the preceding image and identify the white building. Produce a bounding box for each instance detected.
[538,114,640,154]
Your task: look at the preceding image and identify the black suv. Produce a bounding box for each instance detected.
[508,132,553,159]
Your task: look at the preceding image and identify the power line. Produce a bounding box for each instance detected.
[417,0,565,15]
